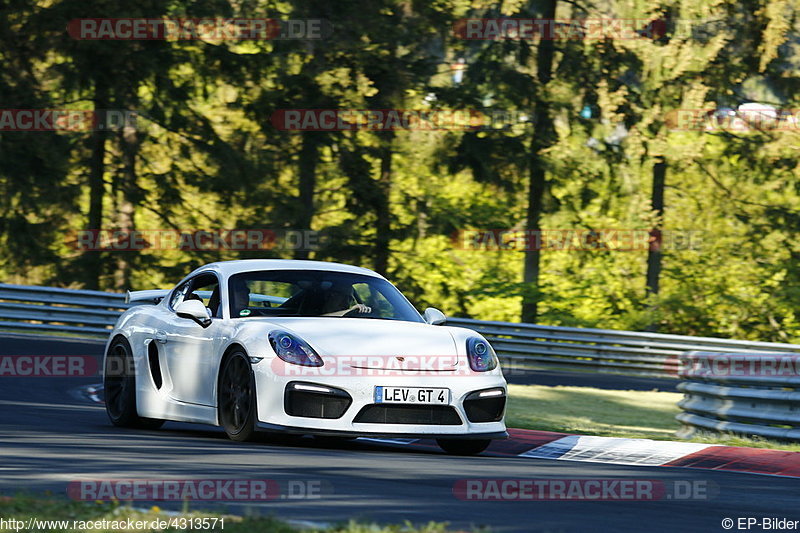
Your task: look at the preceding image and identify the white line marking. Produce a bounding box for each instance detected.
[521,435,714,466]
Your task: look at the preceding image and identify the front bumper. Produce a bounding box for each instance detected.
[252,361,508,438]
[255,422,508,440]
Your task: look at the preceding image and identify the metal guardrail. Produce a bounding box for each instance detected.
[2,283,800,379]
[0,284,129,336]
[445,317,800,377]
[676,351,800,441]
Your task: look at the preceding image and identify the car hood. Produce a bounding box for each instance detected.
[257,317,460,369]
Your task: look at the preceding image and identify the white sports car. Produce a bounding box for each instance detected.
[103,259,507,455]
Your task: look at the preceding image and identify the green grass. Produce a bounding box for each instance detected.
[506,384,800,452]
[0,494,472,533]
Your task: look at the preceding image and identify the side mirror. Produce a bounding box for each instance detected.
[175,299,212,328]
[423,307,446,325]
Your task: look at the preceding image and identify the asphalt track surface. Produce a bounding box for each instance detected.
[1,334,798,532]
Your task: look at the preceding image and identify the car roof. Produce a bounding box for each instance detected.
[190,259,385,280]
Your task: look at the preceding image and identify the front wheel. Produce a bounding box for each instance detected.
[436,438,492,456]
[218,351,257,442]
[104,337,164,430]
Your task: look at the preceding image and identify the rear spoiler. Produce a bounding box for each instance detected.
[125,289,170,305]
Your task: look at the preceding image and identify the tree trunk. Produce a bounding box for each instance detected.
[646,155,667,302]
[373,133,394,275]
[294,134,319,259]
[522,145,547,323]
[84,80,109,290]
[521,0,557,324]
[113,113,138,291]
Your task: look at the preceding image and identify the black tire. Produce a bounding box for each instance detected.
[218,351,257,442]
[104,337,164,430]
[436,438,492,456]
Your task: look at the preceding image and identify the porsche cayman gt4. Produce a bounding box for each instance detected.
[103,259,507,455]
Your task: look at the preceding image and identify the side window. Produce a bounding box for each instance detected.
[189,276,221,318]
[170,274,222,318]
[169,281,192,309]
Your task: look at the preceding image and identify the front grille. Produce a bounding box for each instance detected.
[353,404,462,425]
[464,396,506,423]
[284,383,351,419]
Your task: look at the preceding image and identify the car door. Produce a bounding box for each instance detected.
[160,272,230,406]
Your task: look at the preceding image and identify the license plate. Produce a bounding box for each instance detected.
[374,386,450,405]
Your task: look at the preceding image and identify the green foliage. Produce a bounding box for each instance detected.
[2,0,800,340]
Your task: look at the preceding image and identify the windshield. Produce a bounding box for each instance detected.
[227,269,423,322]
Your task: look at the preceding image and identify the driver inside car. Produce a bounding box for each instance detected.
[321,285,371,317]
[230,279,252,317]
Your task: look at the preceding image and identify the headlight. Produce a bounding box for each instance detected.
[466,337,497,372]
[268,331,323,367]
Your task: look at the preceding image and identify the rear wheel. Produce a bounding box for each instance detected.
[436,438,491,456]
[218,351,257,442]
[104,337,164,429]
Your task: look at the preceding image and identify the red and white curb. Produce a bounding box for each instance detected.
[517,434,714,466]
[75,385,800,478]
[361,429,800,478]
[485,429,800,478]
